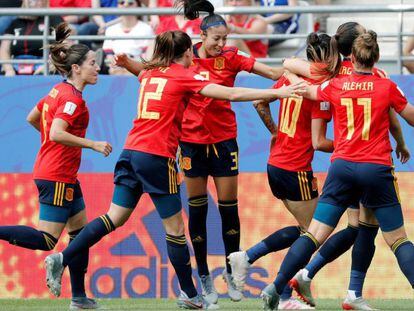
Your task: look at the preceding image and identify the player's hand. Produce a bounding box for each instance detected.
[277,81,307,98]
[112,53,129,68]
[396,144,410,164]
[92,141,112,157]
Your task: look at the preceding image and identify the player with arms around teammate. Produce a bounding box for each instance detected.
[0,22,111,310]
[284,22,410,310]
[44,30,305,309]
[175,0,289,302]
[260,31,414,311]
[228,32,339,310]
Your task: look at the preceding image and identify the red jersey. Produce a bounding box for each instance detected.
[229,16,268,58]
[317,72,407,166]
[338,59,387,78]
[33,82,89,184]
[180,44,256,144]
[269,76,331,171]
[124,63,210,158]
[156,16,201,36]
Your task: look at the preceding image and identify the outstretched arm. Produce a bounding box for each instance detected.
[112,53,145,76]
[253,100,278,135]
[252,62,285,81]
[389,108,410,163]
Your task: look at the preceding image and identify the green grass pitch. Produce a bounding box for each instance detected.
[0,299,412,310]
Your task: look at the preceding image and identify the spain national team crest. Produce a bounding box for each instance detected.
[65,188,74,202]
[312,177,318,192]
[182,157,192,170]
[214,57,225,70]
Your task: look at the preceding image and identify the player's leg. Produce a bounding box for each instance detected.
[180,141,218,303]
[0,179,70,251]
[343,206,379,310]
[261,159,358,310]
[211,139,242,301]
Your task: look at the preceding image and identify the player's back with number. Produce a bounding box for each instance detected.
[318,73,407,166]
[34,82,88,183]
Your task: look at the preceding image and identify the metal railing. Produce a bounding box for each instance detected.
[0,5,413,75]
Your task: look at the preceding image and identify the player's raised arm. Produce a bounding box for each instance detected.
[251,62,285,81]
[199,81,306,102]
[112,53,144,76]
[26,106,41,131]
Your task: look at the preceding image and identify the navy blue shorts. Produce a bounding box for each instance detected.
[267,164,318,201]
[112,149,181,219]
[35,179,85,223]
[179,139,239,177]
[315,159,402,232]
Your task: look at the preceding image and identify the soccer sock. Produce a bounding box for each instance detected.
[218,200,240,274]
[392,238,414,288]
[188,195,209,277]
[273,233,319,295]
[246,226,301,264]
[166,234,198,298]
[305,225,359,279]
[348,222,379,298]
[62,214,115,266]
[68,228,89,298]
[280,285,293,300]
[0,225,57,250]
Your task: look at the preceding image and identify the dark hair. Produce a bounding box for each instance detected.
[306,32,341,79]
[176,0,227,32]
[49,22,90,77]
[352,30,379,69]
[143,30,192,70]
[335,22,366,57]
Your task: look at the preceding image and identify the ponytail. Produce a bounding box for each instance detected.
[352,30,379,69]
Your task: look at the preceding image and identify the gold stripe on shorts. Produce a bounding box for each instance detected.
[391,168,401,203]
[302,172,312,200]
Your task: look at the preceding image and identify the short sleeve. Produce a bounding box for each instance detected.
[317,79,333,102]
[233,49,256,73]
[311,100,332,121]
[36,99,44,112]
[389,82,408,113]
[54,96,84,126]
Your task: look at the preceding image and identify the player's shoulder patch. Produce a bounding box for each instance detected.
[63,101,77,116]
[396,85,405,97]
[320,80,330,90]
[320,101,330,111]
[193,74,207,81]
[236,49,251,58]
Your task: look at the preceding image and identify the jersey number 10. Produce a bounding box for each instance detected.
[279,97,303,138]
[137,78,167,120]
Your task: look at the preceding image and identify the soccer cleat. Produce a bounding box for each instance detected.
[200,274,219,304]
[222,270,243,302]
[45,253,65,297]
[260,283,280,311]
[228,251,250,290]
[69,297,99,310]
[289,270,315,307]
[342,295,378,310]
[278,298,315,310]
[177,291,219,310]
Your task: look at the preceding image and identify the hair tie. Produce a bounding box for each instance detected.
[200,20,226,31]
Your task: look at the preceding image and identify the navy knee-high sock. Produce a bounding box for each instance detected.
[166,234,198,298]
[246,226,301,264]
[68,228,89,298]
[392,238,414,288]
[348,222,379,297]
[218,200,240,273]
[305,225,359,279]
[274,233,319,295]
[188,195,209,276]
[0,225,57,250]
[62,215,115,266]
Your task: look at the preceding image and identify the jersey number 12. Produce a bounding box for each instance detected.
[137,78,167,120]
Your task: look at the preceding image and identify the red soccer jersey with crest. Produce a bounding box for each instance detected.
[180,44,256,144]
[124,63,211,158]
[33,82,89,184]
[317,72,407,166]
[268,76,331,171]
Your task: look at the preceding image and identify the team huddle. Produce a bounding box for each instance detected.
[0,0,413,310]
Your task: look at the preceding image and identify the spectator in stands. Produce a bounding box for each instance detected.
[0,0,63,76]
[313,0,330,32]
[50,0,91,33]
[226,0,268,58]
[147,0,174,30]
[403,32,414,73]
[0,1,22,35]
[103,0,154,75]
[260,0,299,47]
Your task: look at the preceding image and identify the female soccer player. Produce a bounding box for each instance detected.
[175,0,291,302]
[228,32,340,310]
[0,22,111,310]
[44,30,305,309]
[284,22,410,310]
[260,30,414,311]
